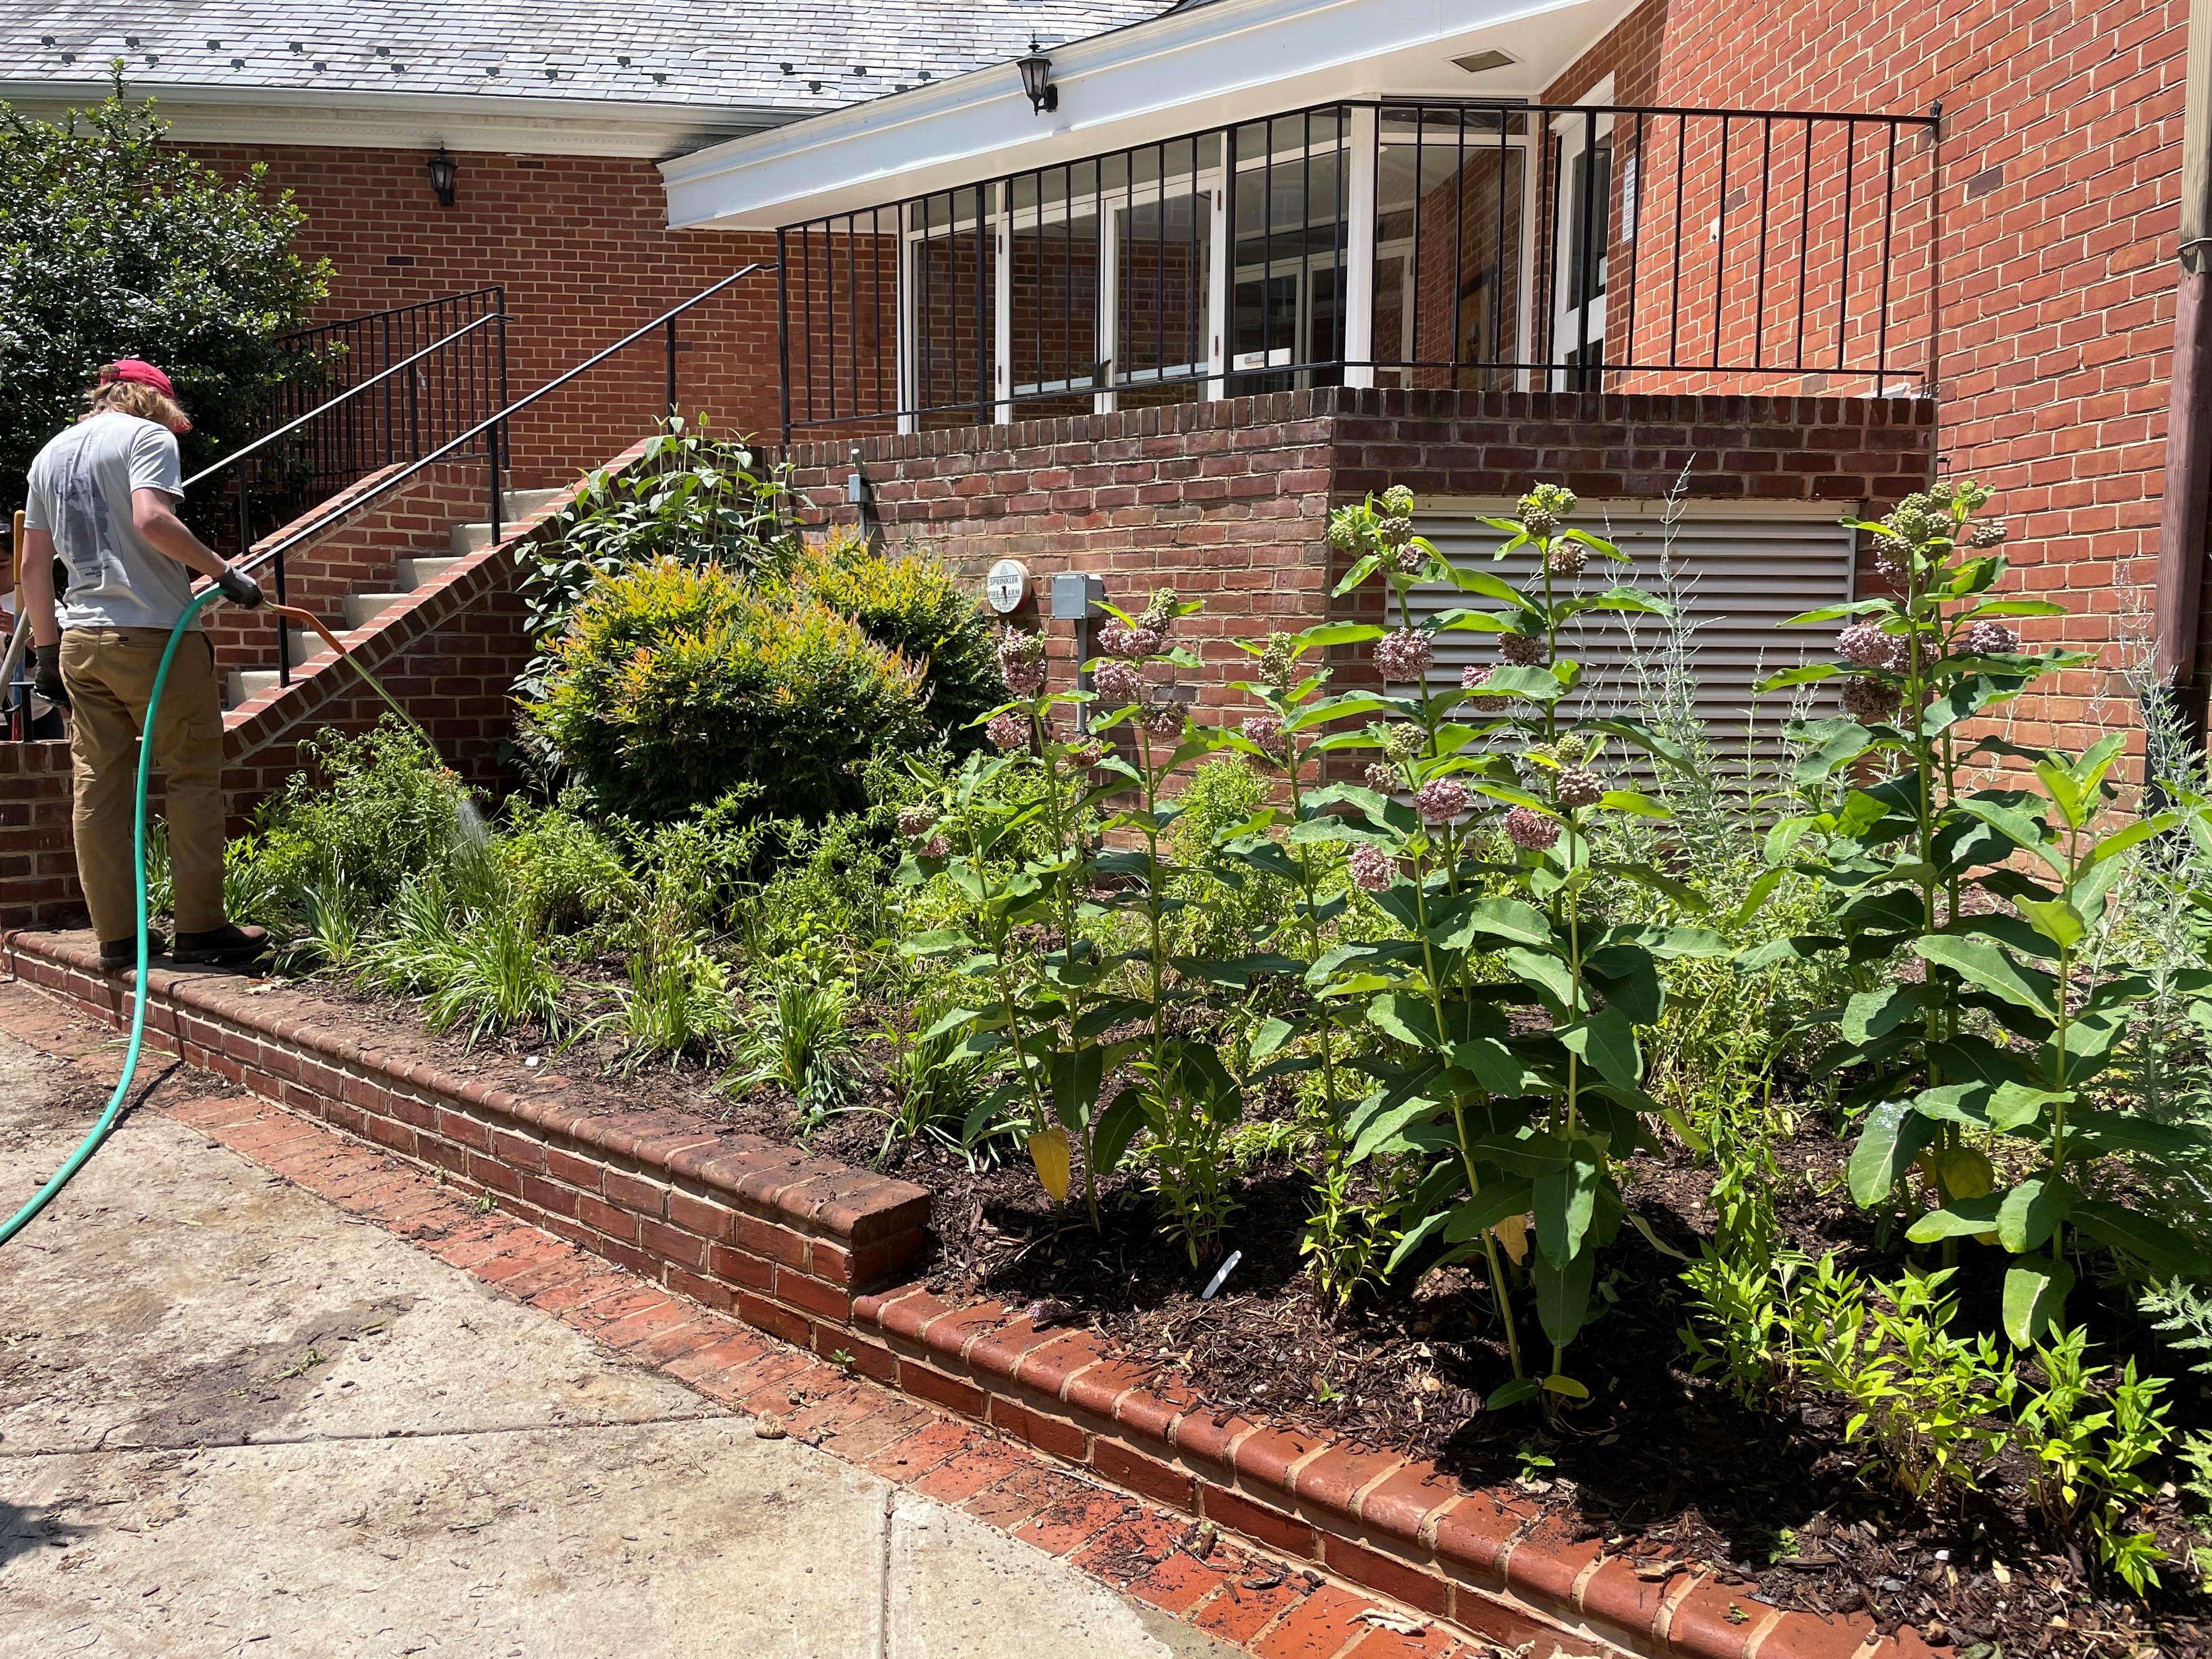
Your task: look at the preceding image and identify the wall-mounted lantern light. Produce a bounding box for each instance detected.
[1016,40,1057,114]
[427,146,458,207]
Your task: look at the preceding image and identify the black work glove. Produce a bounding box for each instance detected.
[214,565,265,609]
[29,643,68,710]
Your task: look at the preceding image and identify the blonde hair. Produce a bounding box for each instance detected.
[83,379,189,432]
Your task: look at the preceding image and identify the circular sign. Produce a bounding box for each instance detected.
[985,558,1031,614]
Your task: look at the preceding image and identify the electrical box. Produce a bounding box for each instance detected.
[1049,572,1104,620]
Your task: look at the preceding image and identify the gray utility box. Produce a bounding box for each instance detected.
[1049,572,1105,620]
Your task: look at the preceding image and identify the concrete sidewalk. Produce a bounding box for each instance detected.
[0,1001,1240,1658]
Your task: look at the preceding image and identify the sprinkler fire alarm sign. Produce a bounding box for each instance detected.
[985,559,1030,614]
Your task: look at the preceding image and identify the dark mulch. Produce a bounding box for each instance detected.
[152,960,2212,1658]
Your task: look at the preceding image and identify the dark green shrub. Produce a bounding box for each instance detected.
[514,420,792,702]
[1,80,329,513]
[528,557,929,822]
[768,533,1005,744]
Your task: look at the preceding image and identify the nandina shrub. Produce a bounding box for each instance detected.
[766,533,1006,746]
[531,556,927,822]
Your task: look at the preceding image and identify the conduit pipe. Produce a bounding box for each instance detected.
[2154,0,2212,737]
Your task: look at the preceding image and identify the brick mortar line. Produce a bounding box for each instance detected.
[2,937,1935,1659]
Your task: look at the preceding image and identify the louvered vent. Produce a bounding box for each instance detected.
[1401,500,1856,754]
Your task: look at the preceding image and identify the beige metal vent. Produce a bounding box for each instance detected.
[1401,499,1856,753]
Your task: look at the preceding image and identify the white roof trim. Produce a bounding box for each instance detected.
[662,0,1638,228]
[0,80,781,159]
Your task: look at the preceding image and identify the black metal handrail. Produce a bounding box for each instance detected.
[3,298,511,734]
[776,95,1941,439]
[230,262,774,694]
[181,310,503,493]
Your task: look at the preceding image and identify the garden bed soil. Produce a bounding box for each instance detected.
[65,960,2212,1659]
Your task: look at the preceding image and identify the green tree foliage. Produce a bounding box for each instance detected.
[0,77,329,503]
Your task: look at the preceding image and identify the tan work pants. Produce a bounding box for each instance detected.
[60,627,227,942]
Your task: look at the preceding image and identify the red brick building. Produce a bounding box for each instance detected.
[0,0,2199,915]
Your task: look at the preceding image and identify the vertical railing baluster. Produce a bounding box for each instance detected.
[1752,114,1773,373]
[1876,121,1899,392]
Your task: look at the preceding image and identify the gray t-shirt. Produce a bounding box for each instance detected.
[23,411,199,631]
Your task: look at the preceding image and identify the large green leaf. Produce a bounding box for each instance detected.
[2065,1111,2212,1159]
[1533,1144,1603,1266]
[1532,1246,1597,1347]
[1444,1179,1536,1242]
[2002,1254,2075,1347]
[1906,1194,2003,1242]
[1503,945,1577,1011]
[1914,935,2056,1017]
[1442,896,1554,949]
[1850,1100,1939,1205]
[2069,1199,2210,1276]
[1367,992,1444,1051]
[1348,1094,1446,1164]
[1841,982,1933,1046]
[1465,664,1572,703]
[1449,1036,1531,1096]
[1558,1007,1642,1092]
[1048,1044,1107,1132]
[1995,1174,2073,1253]
[1090,1083,1148,1175]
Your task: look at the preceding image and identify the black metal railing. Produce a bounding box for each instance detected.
[230,262,773,681]
[227,287,510,553]
[776,97,1940,440]
[3,292,508,733]
[6,271,761,734]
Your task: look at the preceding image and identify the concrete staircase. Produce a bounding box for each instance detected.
[225,488,563,708]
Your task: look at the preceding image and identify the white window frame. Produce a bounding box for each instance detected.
[1549,78,1616,391]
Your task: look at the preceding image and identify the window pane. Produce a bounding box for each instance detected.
[1377,131,1527,387]
[1011,208,1101,410]
[1115,189,1211,391]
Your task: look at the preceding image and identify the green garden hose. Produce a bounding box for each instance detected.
[1,587,226,1248]
[0,587,444,1250]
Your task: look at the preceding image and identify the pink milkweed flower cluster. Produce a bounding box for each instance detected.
[1349,841,1396,892]
[998,630,1048,696]
[1375,627,1433,682]
[1503,805,1560,851]
[1416,778,1468,825]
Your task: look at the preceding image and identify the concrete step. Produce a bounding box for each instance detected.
[397,556,460,591]
[223,630,337,710]
[450,487,566,555]
[289,629,337,666]
[344,592,413,629]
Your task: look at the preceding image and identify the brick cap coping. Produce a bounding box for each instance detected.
[1,926,1938,1659]
[4,928,929,1254]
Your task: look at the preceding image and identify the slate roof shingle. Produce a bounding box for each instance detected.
[0,0,1172,115]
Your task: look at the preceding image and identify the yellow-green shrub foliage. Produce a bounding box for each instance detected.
[768,533,1005,743]
[529,557,926,821]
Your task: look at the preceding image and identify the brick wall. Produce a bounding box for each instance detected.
[1550,0,2188,752]
[783,386,1934,711]
[192,143,785,489]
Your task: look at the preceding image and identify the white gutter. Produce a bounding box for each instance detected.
[661,0,1633,227]
[0,79,791,159]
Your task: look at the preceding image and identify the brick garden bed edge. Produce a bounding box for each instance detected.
[3,929,1939,1659]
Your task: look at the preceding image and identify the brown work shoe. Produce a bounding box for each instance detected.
[172,924,271,966]
[97,931,170,973]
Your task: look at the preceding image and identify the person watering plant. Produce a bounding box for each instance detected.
[18,359,270,973]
